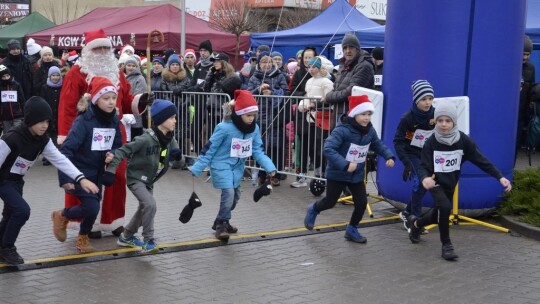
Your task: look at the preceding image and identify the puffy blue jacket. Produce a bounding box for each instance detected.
[324,114,393,183]
[59,105,122,186]
[190,120,276,189]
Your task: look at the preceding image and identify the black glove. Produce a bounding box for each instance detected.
[139,92,155,108]
[253,179,273,202]
[179,192,203,223]
[170,148,183,161]
[102,172,115,187]
[402,163,413,181]
[172,87,183,96]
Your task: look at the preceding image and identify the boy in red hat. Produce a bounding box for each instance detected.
[189,90,276,240]
[58,28,152,238]
[52,76,123,253]
[304,95,395,243]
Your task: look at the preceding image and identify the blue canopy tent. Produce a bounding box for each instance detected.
[250,0,384,61]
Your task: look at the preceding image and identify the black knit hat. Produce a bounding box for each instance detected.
[199,40,213,53]
[0,64,10,78]
[342,32,360,49]
[151,99,177,126]
[372,47,384,60]
[24,96,52,126]
[525,35,533,53]
[7,39,21,51]
[221,76,243,99]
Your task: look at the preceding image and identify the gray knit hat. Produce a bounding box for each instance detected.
[434,102,458,126]
[342,32,360,49]
[524,35,533,53]
[412,80,434,104]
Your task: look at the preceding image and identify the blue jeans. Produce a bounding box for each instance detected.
[217,188,241,221]
[63,185,101,235]
[0,180,30,248]
[404,155,427,217]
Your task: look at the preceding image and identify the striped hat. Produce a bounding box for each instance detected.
[412,80,434,104]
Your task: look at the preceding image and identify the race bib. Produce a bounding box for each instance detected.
[433,150,463,173]
[1,91,17,103]
[91,128,116,151]
[230,137,253,158]
[410,129,434,148]
[10,156,34,175]
[345,143,370,163]
[374,75,383,86]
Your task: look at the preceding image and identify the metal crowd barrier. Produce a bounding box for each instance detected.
[153,91,345,190]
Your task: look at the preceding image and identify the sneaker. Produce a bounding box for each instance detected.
[407,215,421,244]
[76,235,94,253]
[399,211,410,232]
[304,202,319,230]
[290,176,308,188]
[441,243,459,261]
[211,220,238,233]
[344,224,367,243]
[51,210,68,242]
[141,239,159,254]
[0,247,24,266]
[117,233,144,247]
[215,221,230,240]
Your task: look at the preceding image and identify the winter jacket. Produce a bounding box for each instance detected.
[190,108,276,189]
[418,132,503,192]
[106,128,179,188]
[203,66,234,113]
[189,61,213,92]
[58,105,122,186]
[39,84,62,136]
[160,68,191,93]
[0,78,25,121]
[150,71,163,92]
[296,75,334,135]
[125,70,147,94]
[324,114,393,183]
[325,50,375,115]
[1,54,34,101]
[32,58,62,96]
[393,110,435,166]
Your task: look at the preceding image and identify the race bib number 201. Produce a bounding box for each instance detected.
[433,150,463,173]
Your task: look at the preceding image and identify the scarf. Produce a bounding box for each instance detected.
[433,125,460,146]
[410,105,434,127]
[199,56,212,68]
[91,104,116,123]
[231,112,256,134]
[47,77,62,88]
[345,116,371,135]
[151,125,173,148]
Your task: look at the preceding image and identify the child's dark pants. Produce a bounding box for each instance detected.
[0,180,30,248]
[314,179,368,226]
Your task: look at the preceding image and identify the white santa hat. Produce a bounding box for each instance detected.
[26,38,42,56]
[82,28,112,53]
[121,44,135,55]
[348,95,375,117]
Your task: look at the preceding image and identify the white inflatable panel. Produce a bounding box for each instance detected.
[351,86,384,136]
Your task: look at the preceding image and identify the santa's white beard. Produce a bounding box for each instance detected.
[78,50,120,86]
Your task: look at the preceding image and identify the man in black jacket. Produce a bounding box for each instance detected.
[1,40,34,101]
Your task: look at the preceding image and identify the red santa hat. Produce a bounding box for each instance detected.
[68,50,79,62]
[83,28,112,52]
[348,95,375,117]
[88,76,118,104]
[234,90,258,115]
[184,48,196,59]
[121,44,135,55]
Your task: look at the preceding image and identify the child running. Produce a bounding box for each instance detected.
[0,97,98,265]
[304,95,395,243]
[189,90,277,240]
[105,99,182,253]
[52,76,122,253]
[410,102,512,260]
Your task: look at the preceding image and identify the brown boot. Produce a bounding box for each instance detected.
[51,210,69,242]
[215,221,230,240]
[76,235,94,253]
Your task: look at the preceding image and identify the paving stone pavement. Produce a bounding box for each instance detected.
[0,151,538,303]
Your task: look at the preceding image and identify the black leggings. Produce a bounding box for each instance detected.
[314,179,367,226]
[417,186,453,245]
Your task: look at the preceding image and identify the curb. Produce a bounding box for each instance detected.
[498,215,540,242]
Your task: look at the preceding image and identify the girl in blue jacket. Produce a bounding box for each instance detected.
[304,95,395,243]
[190,90,277,240]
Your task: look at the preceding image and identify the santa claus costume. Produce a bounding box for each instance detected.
[57,28,149,236]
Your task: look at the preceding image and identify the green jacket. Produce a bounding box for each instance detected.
[107,128,179,188]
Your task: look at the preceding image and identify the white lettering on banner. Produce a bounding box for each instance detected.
[57,36,123,48]
[355,0,387,21]
[0,4,8,9]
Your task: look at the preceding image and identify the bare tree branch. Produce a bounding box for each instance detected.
[40,0,89,25]
[278,7,321,30]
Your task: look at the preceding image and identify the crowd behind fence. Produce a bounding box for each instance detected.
[152,91,347,183]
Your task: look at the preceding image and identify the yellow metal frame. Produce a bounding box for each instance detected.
[425,184,510,233]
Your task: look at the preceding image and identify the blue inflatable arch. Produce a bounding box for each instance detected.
[377,0,526,211]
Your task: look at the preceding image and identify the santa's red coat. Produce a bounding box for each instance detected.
[58,64,143,230]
